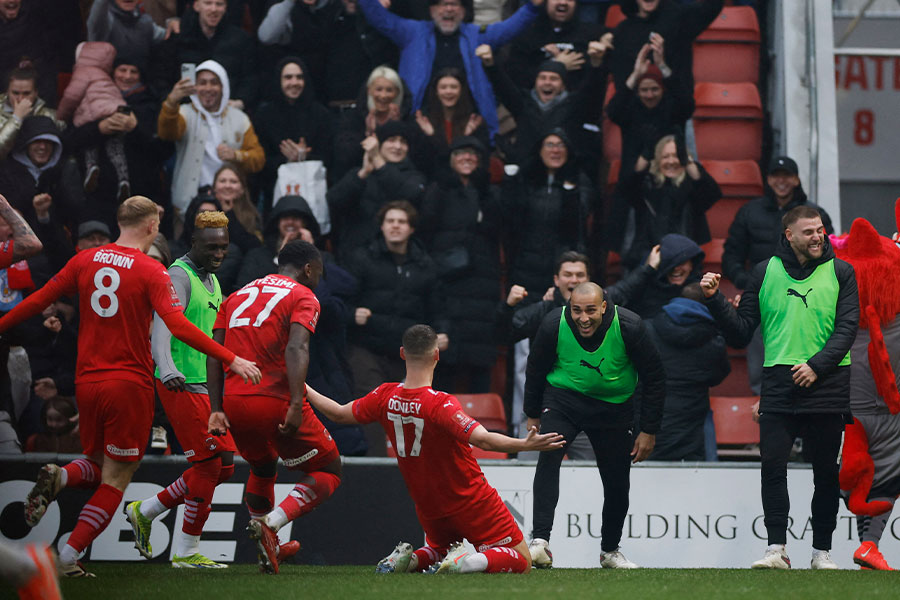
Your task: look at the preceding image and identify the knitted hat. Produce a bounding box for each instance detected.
[376,120,408,145]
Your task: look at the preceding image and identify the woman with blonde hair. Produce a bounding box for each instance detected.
[612,133,720,269]
[211,162,262,253]
[333,65,410,180]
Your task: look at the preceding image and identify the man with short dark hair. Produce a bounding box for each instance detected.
[208,239,340,575]
[722,156,836,395]
[306,323,565,574]
[702,205,859,570]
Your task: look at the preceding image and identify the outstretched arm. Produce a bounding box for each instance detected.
[160,311,261,383]
[469,424,564,453]
[306,384,360,425]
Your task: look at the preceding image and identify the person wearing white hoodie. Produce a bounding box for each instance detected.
[158,59,264,219]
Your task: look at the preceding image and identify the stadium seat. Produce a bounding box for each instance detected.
[605,159,621,192]
[693,6,761,83]
[457,393,507,433]
[605,4,625,28]
[603,80,616,109]
[602,117,621,161]
[702,160,763,198]
[711,348,754,397]
[700,237,739,300]
[710,396,760,458]
[706,197,745,238]
[693,83,763,161]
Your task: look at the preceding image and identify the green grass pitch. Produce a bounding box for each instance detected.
[8,564,897,600]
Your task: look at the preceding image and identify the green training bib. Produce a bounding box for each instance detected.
[546,307,638,404]
[758,256,850,367]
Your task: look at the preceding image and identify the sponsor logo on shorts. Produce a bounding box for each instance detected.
[283,448,318,467]
[477,536,513,552]
[106,444,140,457]
[184,449,196,458]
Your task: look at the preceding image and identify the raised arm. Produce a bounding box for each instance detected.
[0,194,42,263]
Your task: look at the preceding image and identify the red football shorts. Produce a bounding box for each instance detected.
[418,487,523,552]
[224,394,338,471]
[77,380,154,462]
[156,380,236,462]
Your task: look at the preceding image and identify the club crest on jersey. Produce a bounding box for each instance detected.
[454,411,475,433]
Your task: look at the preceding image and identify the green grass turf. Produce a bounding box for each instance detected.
[13,564,895,600]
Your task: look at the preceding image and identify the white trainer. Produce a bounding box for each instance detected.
[600,549,639,569]
[375,542,414,574]
[810,550,840,570]
[529,538,553,569]
[751,548,791,569]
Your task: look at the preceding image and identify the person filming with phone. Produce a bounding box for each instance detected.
[159,59,264,223]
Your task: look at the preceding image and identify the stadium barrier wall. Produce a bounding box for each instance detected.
[0,455,886,568]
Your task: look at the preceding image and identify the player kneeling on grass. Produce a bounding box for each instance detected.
[306,324,566,574]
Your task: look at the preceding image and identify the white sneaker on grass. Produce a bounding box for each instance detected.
[529,538,553,569]
[751,547,791,569]
[811,550,839,570]
[600,548,639,569]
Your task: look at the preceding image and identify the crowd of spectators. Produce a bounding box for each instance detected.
[0,0,780,460]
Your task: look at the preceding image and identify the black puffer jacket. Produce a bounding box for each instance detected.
[646,298,730,461]
[236,195,321,288]
[609,0,723,92]
[505,9,605,91]
[502,146,592,297]
[624,233,704,319]
[327,157,426,260]
[255,57,334,213]
[614,161,720,269]
[345,236,448,357]
[0,116,84,233]
[706,235,859,413]
[722,187,834,290]
[418,168,501,367]
[605,73,695,178]
[485,62,606,166]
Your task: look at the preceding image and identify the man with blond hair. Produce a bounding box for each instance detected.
[0,196,260,577]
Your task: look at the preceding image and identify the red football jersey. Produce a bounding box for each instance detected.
[50,244,183,384]
[215,273,320,400]
[0,240,14,269]
[353,383,495,520]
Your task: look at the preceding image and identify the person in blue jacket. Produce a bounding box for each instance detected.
[357,0,545,142]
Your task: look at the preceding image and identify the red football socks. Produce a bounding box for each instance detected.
[181,459,221,536]
[276,472,340,522]
[245,473,277,518]
[156,476,187,509]
[66,484,123,553]
[413,546,445,572]
[483,547,529,573]
[62,459,100,489]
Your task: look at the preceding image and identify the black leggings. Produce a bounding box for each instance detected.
[531,405,633,552]
[758,412,844,549]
